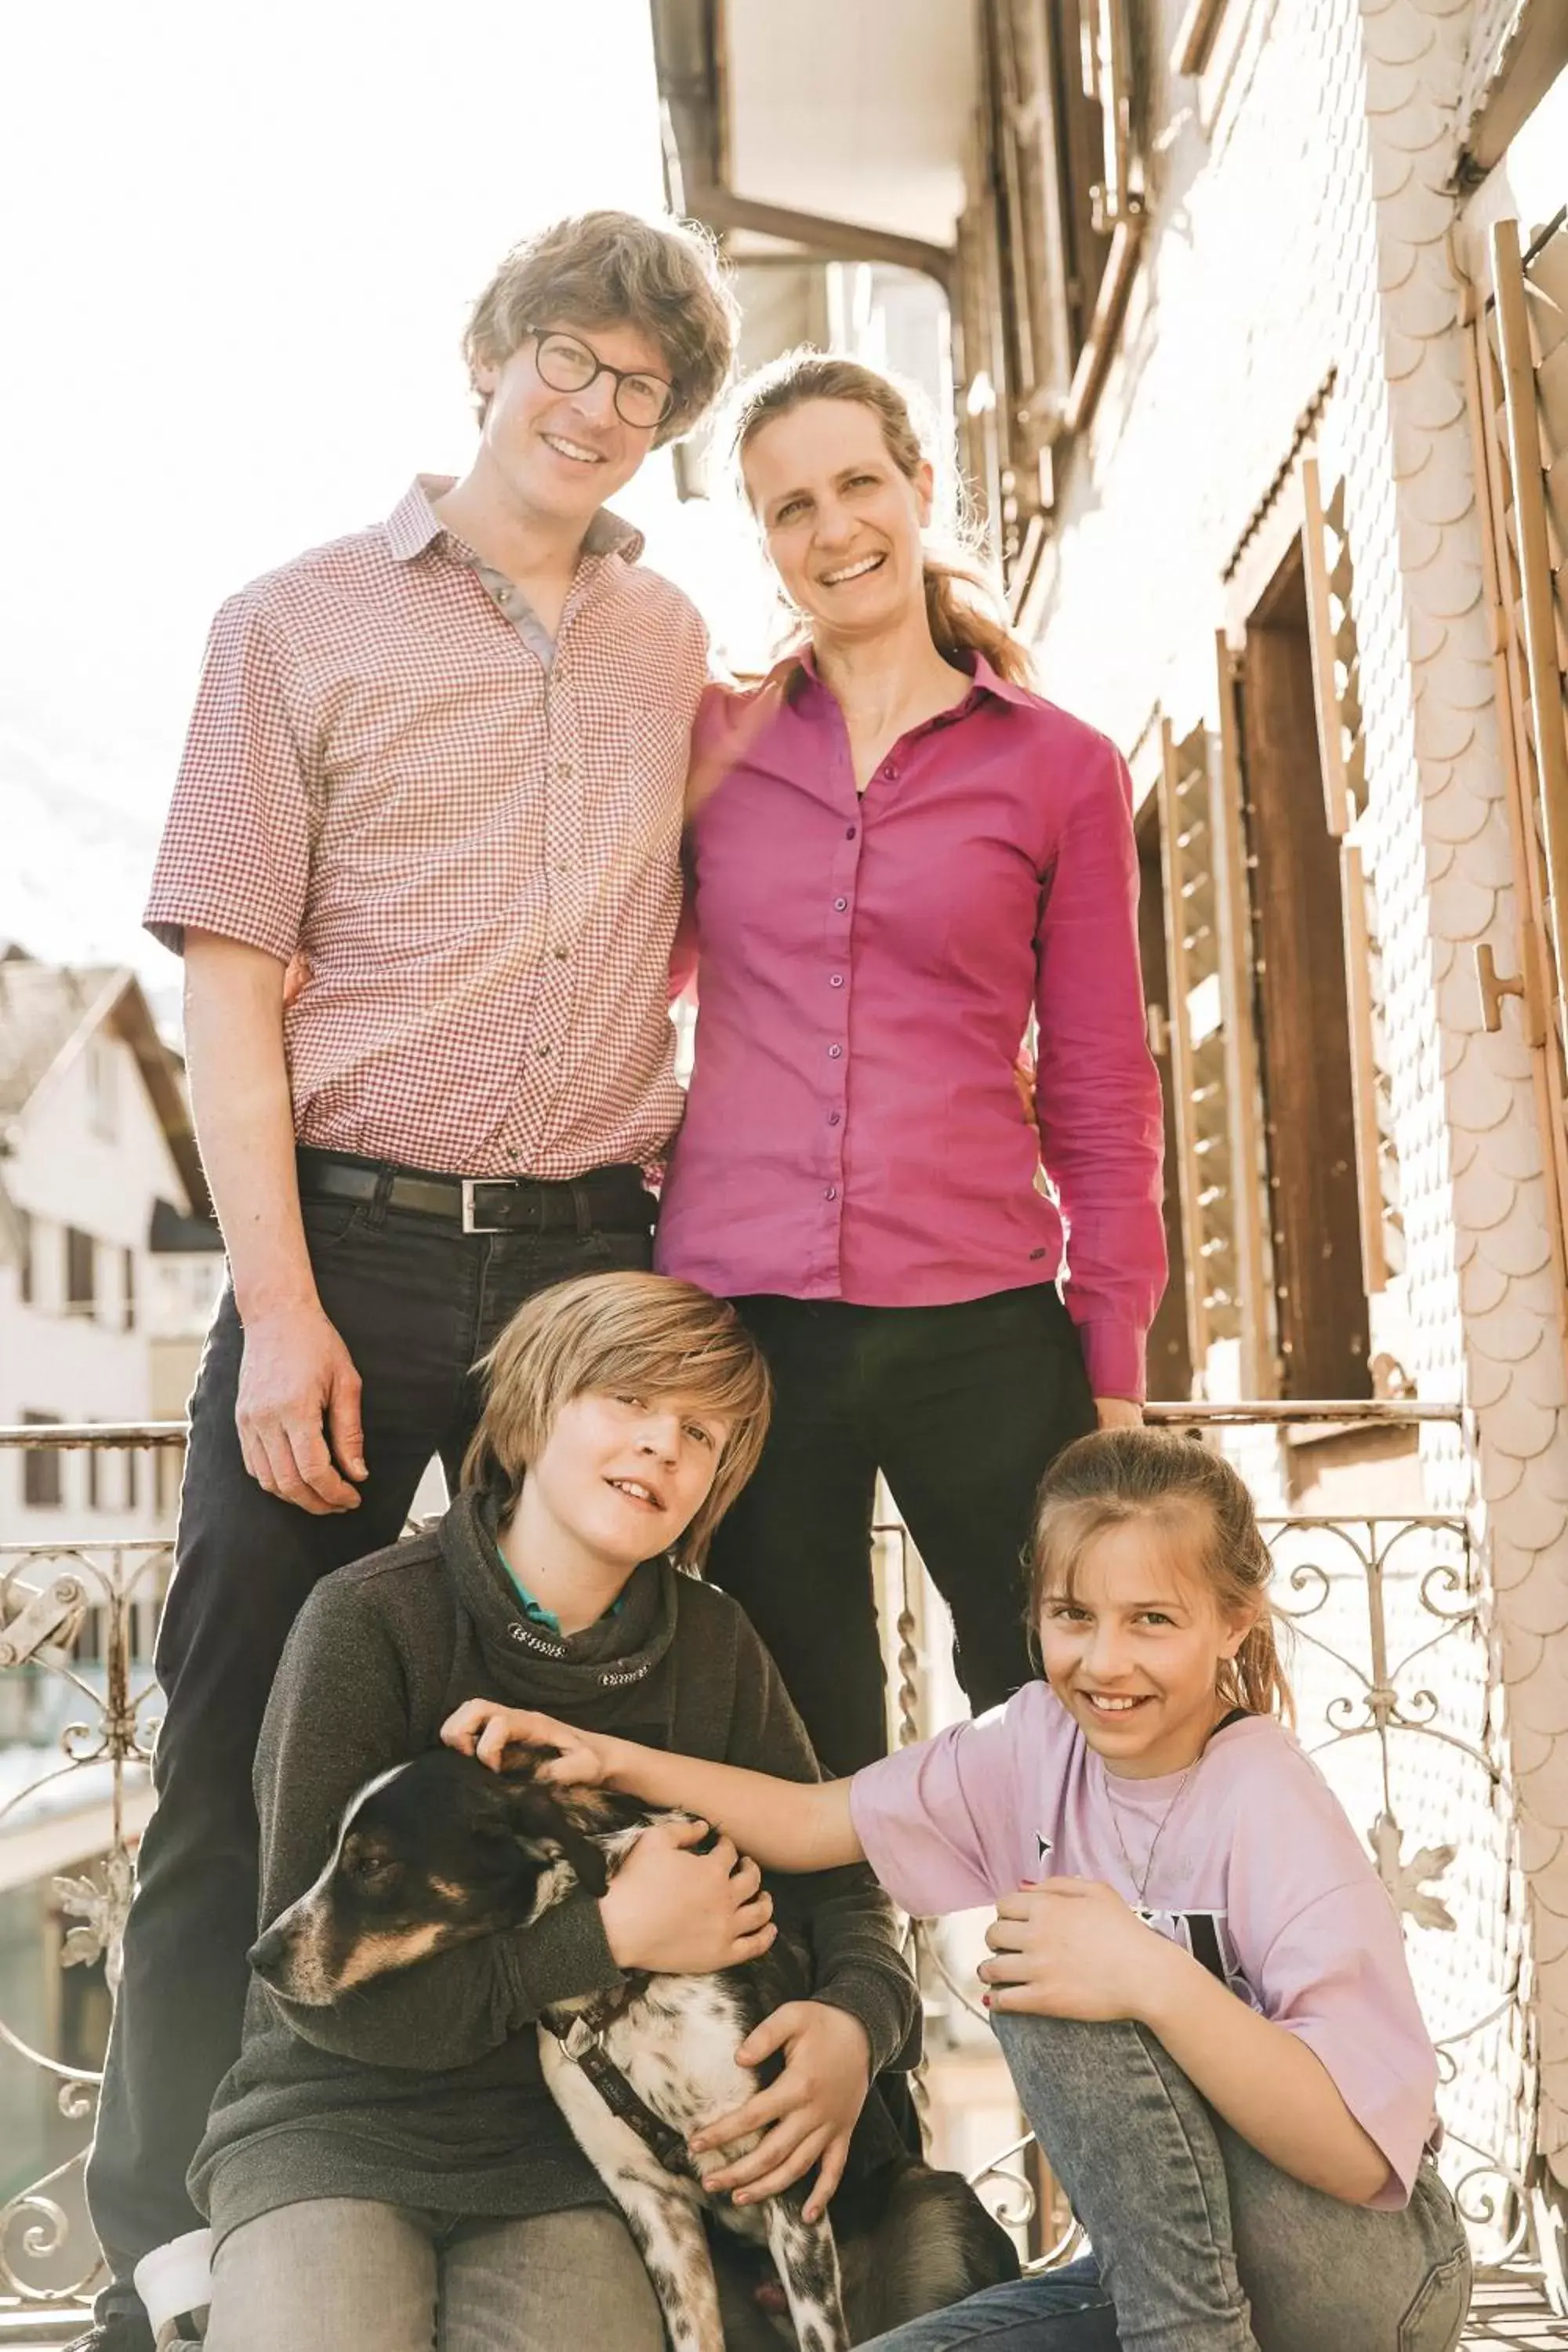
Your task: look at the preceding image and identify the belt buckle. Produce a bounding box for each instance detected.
[460,1178,508,1235]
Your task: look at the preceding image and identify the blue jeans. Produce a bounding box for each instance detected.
[862,2016,1472,2351]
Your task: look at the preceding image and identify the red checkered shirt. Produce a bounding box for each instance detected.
[145,478,707,1178]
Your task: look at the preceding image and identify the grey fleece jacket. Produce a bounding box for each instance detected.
[191,1490,920,2246]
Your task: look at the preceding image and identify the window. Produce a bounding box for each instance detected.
[64,1227,96,1315]
[17,1208,33,1305]
[122,1247,136,1334]
[22,1411,63,1509]
[960,0,1145,581]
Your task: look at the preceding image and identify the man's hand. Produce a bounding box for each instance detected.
[689,2001,871,2222]
[442,1701,614,1784]
[1094,1396,1143,1430]
[599,1819,776,1976]
[236,1301,368,1514]
[979,1878,1181,2022]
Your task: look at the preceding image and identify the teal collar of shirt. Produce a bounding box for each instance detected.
[503,1559,625,1636]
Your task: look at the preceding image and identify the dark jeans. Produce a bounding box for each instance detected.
[706,1286,1097,1777]
[87,1180,653,2317]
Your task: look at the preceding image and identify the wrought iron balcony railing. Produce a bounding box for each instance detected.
[0,1402,1552,2337]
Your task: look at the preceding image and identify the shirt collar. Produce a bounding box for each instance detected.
[383,474,645,566]
[789,642,1034,711]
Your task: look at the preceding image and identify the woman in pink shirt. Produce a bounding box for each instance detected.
[449,1428,1472,2351]
[655,355,1166,1776]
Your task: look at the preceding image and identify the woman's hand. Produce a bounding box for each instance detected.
[979,1878,1182,2022]
[1094,1396,1143,1430]
[599,1819,776,1974]
[441,1700,613,1784]
[688,2001,872,2222]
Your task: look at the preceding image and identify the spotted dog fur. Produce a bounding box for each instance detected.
[252,1748,1013,2350]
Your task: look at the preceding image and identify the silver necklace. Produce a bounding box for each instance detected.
[1104,1752,1204,1914]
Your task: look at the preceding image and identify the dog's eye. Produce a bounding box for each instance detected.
[345,1849,399,1886]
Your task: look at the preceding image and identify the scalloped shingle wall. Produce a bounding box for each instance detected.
[1027,0,1568,2182]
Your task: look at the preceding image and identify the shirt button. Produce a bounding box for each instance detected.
[498,588,513,606]
[884,764,898,781]
[828,1112,841,1127]
[828,1044,843,1059]
[825,1186,838,1201]
[552,946,569,960]
[537,1044,552,1058]
[833,897,848,912]
[554,760,571,779]
[845,825,858,840]
[829,974,844,988]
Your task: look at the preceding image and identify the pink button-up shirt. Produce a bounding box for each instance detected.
[654,653,1167,1401]
[145,478,705,1179]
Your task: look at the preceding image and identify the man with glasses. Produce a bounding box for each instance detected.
[79,212,737,2352]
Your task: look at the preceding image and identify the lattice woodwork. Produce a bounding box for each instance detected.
[1464,211,1568,1345]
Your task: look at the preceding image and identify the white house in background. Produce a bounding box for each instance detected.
[0,946,223,1541]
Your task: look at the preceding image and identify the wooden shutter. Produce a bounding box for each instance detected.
[1300,456,1403,1294]
[1211,639,1272,1390]
[1462,212,1568,1341]
[1158,712,1268,1385]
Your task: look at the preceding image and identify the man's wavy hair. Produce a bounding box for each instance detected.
[463,210,737,447]
[459,1272,771,1567]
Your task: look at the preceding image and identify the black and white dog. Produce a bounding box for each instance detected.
[251,1747,1018,2352]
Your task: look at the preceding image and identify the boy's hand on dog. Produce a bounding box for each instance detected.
[599,1817,776,1975]
[442,1700,611,1784]
[979,1878,1173,2021]
[689,2000,871,2223]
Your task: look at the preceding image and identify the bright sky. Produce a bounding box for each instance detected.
[0,0,766,998]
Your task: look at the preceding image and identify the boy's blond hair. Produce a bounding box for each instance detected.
[463,210,737,446]
[459,1272,771,1565]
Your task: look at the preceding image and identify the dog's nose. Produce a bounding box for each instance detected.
[249,1925,285,1981]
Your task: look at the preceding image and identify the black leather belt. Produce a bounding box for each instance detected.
[296,1148,654,1238]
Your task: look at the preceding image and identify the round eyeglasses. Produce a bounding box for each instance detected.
[528,328,676,431]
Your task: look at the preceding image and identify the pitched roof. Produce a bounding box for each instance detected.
[0,947,210,1218]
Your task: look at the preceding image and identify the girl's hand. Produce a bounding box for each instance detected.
[1094,1396,1143,1430]
[688,2001,872,2223]
[980,1878,1181,2022]
[441,1700,612,1784]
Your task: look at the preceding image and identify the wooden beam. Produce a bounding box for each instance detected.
[1171,0,1228,75]
[1492,215,1568,1052]
[1300,456,1352,837]
[684,183,953,291]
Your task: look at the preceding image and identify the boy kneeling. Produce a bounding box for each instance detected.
[192,1273,918,2352]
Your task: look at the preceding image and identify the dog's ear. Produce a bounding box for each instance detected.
[494,1768,609,1898]
[550,1824,609,1899]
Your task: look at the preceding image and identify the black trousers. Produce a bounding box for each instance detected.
[87,1182,653,2313]
[705,1286,1098,1778]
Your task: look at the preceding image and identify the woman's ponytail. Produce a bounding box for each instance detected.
[923,555,1036,688]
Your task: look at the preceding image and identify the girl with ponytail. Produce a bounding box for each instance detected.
[452,1427,1468,2350]
[655,350,1167,1781]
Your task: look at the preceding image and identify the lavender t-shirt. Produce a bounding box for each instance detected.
[849,1688,1439,2209]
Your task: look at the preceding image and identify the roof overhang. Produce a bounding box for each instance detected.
[651,0,975,289]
